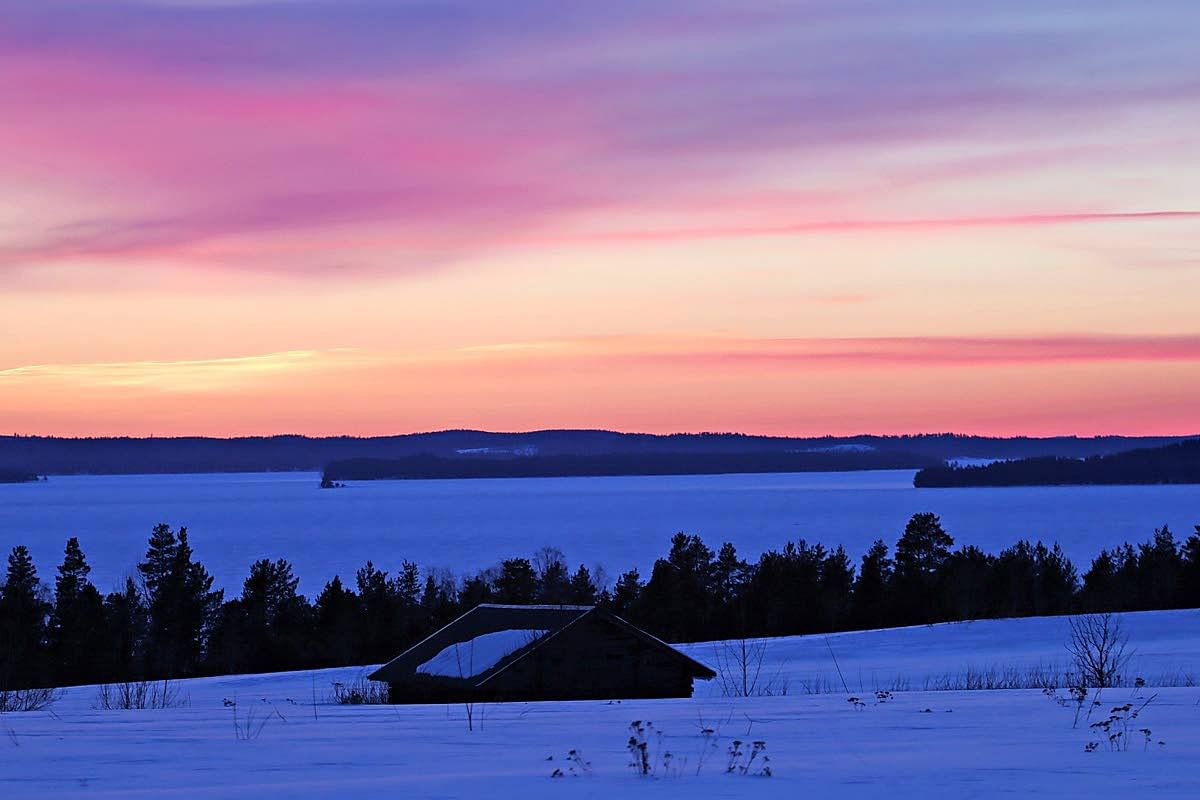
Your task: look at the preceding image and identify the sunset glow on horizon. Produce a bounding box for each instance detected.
[3,1,1199,437]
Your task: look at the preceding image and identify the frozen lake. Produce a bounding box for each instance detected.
[0,470,1196,594]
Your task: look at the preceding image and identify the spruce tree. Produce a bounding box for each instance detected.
[567,564,598,605]
[355,560,399,661]
[1179,526,1200,608]
[852,540,893,628]
[0,545,48,688]
[102,578,147,681]
[893,513,954,623]
[138,525,221,677]
[314,575,360,666]
[819,545,855,631]
[48,537,107,685]
[1136,526,1183,610]
[608,569,642,618]
[236,558,308,672]
[495,558,538,604]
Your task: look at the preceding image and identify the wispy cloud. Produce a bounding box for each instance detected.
[526,211,1200,247]
[0,349,372,392]
[8,334,1198,396]
[503,333,1200,368]
[1,1,1198,278]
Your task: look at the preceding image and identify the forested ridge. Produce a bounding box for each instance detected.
[916,438,1200,487]
[3,431,1190,476]
[0,468,38,484]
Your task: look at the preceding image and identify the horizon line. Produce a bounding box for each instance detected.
[4,428,1199,442]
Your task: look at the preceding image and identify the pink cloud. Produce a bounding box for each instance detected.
[3,2,1199,280]
[521,211,1200,247]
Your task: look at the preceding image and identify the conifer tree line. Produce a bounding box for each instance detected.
[1,515,1199,691]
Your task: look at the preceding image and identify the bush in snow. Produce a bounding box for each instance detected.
[0,687,62,713]
[93,679,187,710]
[329,678,388,705]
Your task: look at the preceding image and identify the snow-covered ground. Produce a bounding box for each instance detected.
[3,609,1199,798]
[682,608,1200,696]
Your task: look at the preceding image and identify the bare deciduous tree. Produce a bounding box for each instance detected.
[713,637,788,697]
[1067,613,1132,688]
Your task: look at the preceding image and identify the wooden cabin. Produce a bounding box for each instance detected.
[367,603,716,704]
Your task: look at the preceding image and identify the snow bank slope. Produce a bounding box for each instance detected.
[682,608,1200,696]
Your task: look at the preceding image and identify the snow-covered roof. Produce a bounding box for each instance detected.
[368,603,716,686]
[369,604,592,684]
[415,629,550,678]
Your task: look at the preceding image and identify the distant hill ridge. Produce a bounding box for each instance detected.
[914,438,1200,487]
[1,431,1194,477]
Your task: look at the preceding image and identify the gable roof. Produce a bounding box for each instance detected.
[477,606,716,686]
[368,603,715,685]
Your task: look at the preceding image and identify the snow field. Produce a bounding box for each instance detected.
[2,608,1199,798]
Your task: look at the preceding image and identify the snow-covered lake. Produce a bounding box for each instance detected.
[1,470,1197,594]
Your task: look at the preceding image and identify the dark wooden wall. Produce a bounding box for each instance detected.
[386,615,700,703]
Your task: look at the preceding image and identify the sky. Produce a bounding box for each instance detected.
[1,0,1199,437]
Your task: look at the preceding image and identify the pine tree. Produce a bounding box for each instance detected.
[239,558,308,671]
[993,540,1038,617]
[852,539,893,628]
[1136,526,1183,610]
[608,569,642,618]
[420,570,457,624]
[48,537,107,685]
[0,545,48,688]
[314,575,360,666]
[819,545,855,631]
[1178,526,1200,608]
[355,561,399,662]
[532,546,570,604]
[895,513,954,578]
[138,525,221,676]
[567,564,597,605]
[495,558,537,604]
[1080,548,1118,611]
[102,578,147,680]
[535,557,571,604]
[940,545,993,621]
[893,513,954,623]
[712,542,748,635]
[138,523,179,603]
[1034,542,1077,614]
[394,561,422,609]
